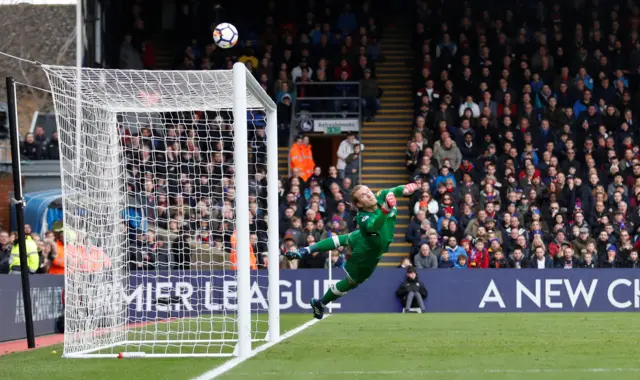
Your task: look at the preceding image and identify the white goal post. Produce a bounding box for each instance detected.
[42,62,280,358]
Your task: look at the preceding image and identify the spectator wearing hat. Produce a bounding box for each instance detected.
[572,226,595,257]
[600,245,622,268]
[396,266,428,313]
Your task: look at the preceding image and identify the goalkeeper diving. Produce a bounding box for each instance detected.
[285,183,419,319]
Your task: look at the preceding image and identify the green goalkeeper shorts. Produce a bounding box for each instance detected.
[343,259,379,284]
[342,231,384,284]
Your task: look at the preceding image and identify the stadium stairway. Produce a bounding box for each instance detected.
[361,23,414,267]
[152,32,177,69]
[278,147,289,179]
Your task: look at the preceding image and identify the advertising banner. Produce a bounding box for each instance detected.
[0,275,64,342]
[4,269,640,341]
[120,269,640,317]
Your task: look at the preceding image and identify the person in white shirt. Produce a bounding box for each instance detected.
[531,246,551,269]
[291,58,314,82]
[336,133,362,179]
[458,95,481,118]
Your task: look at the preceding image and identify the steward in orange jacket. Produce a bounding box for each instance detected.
[289,135,315,181]
[230,230,257,270]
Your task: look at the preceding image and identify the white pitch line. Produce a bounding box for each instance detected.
[232,368,640,377]
[191,316,327,380]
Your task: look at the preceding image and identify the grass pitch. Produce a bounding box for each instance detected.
[3,313,640,380]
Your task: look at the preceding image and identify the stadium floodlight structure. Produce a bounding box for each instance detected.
[42,62,280,358]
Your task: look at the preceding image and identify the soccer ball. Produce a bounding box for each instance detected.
[213,23,238,49]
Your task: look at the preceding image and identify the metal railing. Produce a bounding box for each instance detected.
[286,81,363,184]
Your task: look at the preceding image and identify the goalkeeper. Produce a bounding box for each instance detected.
[285,183,419,319]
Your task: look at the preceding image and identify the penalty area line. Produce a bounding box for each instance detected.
[191,316,327,380]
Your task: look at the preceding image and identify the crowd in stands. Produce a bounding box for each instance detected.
[400,0,640,269]
[19,126,60,161]
[10,0,384,273]
[0,224,62,274]
[21,0,640,273]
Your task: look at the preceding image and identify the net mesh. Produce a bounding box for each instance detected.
[42,66,272,357]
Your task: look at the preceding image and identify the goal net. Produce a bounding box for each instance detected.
[41,63,280,358]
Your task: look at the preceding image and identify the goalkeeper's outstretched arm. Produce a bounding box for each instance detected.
[386,183,420,198]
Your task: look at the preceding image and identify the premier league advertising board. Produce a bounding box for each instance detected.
[3,269,640,341]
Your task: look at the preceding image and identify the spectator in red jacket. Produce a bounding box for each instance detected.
[468,239,489,268]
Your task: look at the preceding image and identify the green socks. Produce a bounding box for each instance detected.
[320,278,358,305]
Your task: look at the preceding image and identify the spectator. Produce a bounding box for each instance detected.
[45,131,60,160]
[397,257,412,269]
[21,133,41,160]
[433,135,461,170]
[33,126,47,147]
[395,266,428,313]
[336,133,360,179]
[8,226,39,274]
[556,247,579,269]
[120,33,143,69]
[299,237,326,268]
[489,250,509,268]
[438,250,454,268]
[455,254,468,268]
[326,250,344,269]
[360,68,380,121]
[414,243,437,269]
[344,143,362,184]
[508,247,528,268]
[0,230,10,274]
[580,252,597,268]
[530,246,554,269]
[289,135,315,181]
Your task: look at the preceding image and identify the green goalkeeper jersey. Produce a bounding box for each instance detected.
[353,185,405,258]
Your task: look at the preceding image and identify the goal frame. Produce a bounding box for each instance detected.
[49,62,280,359]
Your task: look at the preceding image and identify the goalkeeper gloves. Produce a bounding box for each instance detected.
[381,193,397,214]
[285,246,309,261]
[403,182,419,196]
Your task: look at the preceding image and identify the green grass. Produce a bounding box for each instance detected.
[4,313,640,380]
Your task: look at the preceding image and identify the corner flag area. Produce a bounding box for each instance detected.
[3,313,640,380]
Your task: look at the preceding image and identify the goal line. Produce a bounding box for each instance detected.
[192,316,328,380]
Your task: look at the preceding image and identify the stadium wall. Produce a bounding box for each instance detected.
[3,269,640,341]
